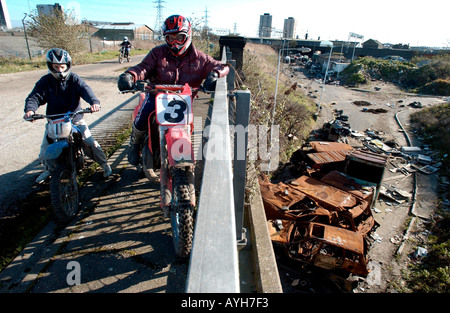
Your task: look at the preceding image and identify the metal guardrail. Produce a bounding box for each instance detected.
[186,47,250,293]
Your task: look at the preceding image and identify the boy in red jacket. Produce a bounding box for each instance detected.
[117,15,229,167]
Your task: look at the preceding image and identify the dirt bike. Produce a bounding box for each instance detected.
[119,46,131,64]
[124,81,198,258]
[26,108,93,223]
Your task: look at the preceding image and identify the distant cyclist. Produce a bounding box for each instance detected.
[119,36,132,58]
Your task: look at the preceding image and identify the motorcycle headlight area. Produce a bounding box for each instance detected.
[47,118,72,139]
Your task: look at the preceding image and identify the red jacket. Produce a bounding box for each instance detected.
[126,43,229,88]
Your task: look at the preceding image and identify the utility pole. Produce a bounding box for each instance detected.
[83,19,92,52]
[22,13,31,60]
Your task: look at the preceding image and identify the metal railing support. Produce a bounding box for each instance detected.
[186,47,240,293]
[233,90,251,243]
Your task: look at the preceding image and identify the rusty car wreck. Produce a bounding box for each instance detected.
[260,146,387,277]
[268,220,369,277]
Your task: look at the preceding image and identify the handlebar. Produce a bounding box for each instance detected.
[24,107,93,122]
[120,80,204,94]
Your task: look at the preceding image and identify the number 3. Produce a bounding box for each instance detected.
[164,100,186,123]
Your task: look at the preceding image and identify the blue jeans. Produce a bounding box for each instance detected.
[134,93,156,131]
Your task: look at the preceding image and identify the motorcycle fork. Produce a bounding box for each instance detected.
[159,127,172,214]
[67,140,78,178]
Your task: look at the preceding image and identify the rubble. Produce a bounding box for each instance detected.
[379,185,411,204]
[263,84,442,284]
[353,100,372,106]
[363,108,388,114]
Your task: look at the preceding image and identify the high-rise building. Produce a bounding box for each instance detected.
[283,17,296,39]
[37,3,64,16]
[258,13,272,38]
[0,0,12,29]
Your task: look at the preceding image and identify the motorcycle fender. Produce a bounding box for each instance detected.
[42,141,69,160]
[165,127,194,167]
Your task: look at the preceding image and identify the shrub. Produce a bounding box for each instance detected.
[405,212,450,293]
[340,55,450,96]
[416,79,450,96]
[241,45,315,166]
[410,102,450,180]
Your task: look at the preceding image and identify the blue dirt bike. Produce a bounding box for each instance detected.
[27,108,93,223]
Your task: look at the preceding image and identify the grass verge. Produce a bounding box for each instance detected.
[0,49,149,74]
[397,103,450,292]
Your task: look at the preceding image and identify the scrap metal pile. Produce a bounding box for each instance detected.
[260,142,388,277]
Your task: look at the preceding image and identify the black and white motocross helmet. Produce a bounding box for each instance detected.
[46,48,72,80]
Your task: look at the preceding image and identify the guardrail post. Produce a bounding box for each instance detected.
[233,90,251,243]
[227,59,236,91]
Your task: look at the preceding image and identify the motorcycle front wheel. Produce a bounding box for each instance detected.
[170,167,194,259]
[119,52,124,64]
[50,164,79,224]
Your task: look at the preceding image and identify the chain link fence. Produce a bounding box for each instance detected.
[0,30,159,59]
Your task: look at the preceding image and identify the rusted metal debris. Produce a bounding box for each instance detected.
[261,146,388,277]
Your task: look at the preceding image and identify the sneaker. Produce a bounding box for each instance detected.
[36,170,50,184]
[102,163,112,178]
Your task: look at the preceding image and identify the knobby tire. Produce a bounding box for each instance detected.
[49,164,79,224]
[170,167,194,259]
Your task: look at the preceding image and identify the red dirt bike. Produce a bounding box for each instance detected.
[125,81,198,258]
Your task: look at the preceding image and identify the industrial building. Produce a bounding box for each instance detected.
[92,23,154,41]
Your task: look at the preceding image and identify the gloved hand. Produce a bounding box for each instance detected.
[118,72,134,91]
[203,71,219,91]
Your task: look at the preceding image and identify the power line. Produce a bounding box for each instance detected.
[203,6,209,30]
[153,0,165,35]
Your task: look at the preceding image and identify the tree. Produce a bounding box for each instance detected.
[26,8,86,55]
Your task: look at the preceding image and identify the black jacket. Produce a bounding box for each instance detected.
[25,72,100,122]
[120,41,132,48]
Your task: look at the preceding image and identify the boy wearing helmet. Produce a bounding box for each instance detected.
[24,48,112,183]
[119,36,132,58]
[117,14,229,167]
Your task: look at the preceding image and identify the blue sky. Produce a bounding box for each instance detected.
[4,0,450,47]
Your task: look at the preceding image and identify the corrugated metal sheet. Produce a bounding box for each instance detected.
[309,141,353,152]
[307,150,350,165]
[347,149,388,167]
